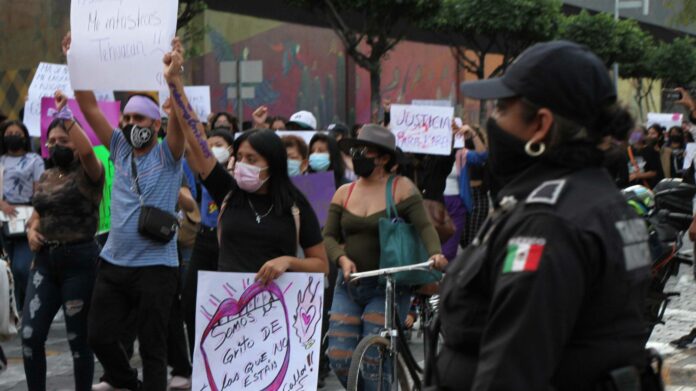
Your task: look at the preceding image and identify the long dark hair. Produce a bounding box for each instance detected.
[0,120,32,155]
[309,132,345,187]
[232,129,310,215]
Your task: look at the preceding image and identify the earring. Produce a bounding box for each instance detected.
[525,140,546,157]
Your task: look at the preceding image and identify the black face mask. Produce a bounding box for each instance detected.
[486,117,539,185]
[122,124,154,149]
[352,154,377,178]
[4,135,24,152]
[49,145,76,168]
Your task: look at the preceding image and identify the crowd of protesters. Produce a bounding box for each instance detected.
[0,32,695,391]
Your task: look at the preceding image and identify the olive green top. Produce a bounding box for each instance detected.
[322,193,441,272]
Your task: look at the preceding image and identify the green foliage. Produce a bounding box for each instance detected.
[177,0,208,58]
[430,0,561,78]
[653,36,696,86]
[177,0,208,30]
[558,10,622,66]
[663,0,696,26]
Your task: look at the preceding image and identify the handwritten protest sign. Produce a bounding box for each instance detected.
[67,0,178,91]
[24,62,113,136]
[193,272,323,391]
[391,104,454,155]
[291,172,335,226]
[159,86,211,120]
[647,112,683,131]
[40,97,120,233]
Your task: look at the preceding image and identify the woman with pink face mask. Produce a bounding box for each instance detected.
[167,84,328,283]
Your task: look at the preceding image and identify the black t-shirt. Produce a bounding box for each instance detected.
[202,163,324,272]
[629,146,663,188]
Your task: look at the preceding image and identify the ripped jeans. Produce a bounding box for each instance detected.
[21,241,98,391]
[327,273,411,390]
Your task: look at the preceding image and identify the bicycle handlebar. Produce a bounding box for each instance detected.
[349,260,435,283]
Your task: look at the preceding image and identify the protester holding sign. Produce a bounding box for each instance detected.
[0,120,45,311]
[164,40,328,281]
[181,128,234,359]
[22,90,104,391]
[65,33,185,391]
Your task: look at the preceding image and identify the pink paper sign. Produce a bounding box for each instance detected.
[40,97,121,157]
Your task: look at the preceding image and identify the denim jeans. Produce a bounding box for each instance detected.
[87,259,178,391]
[327,274,411,390]
[3,235,33,310]
[21,241,99,391]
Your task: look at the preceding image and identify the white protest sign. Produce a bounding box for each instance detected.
[647,112,683,130]
[391,104,454,155]
[23,62,114,136]
[193,272,323,391]
[159,86,211,120]
[412,99,452,107]
[67,0,178,91]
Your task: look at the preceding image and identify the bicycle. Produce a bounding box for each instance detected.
[346,260,438,391]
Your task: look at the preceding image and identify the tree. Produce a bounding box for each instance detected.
[611,20,658,119]
[287,0,441,122]
[177,0,208,57]
[653,36,696,87]
[663,0,696,26]
[429,0,561,122]
[558,10,623,67]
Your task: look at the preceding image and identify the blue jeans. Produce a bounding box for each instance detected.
[21,241,99,391]
[3,235,33,310]
[327,274,411,390]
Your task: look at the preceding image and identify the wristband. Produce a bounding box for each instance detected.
[48,106,74,121]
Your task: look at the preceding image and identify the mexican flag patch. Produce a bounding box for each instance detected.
[502,237,546,273]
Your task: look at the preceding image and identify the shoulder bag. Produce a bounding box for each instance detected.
[378,176,442,286]
[131,155,179,243]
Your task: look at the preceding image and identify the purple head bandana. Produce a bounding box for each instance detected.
[123,95,160,121]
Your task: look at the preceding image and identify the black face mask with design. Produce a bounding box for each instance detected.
[122,124,154,149]
[49,145,76,169]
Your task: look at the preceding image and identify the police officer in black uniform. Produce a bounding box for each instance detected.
[427,41,661,390]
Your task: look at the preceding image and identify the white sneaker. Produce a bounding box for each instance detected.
[169,376,192,389]
[91,381,128,391]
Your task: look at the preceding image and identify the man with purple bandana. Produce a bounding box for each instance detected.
[65,33,186,391]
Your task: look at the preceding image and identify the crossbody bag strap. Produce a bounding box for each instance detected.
[130,154,144,206]
[385,175,399,219]
[343,182,357,208]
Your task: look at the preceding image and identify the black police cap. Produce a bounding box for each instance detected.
[460,40,616,129]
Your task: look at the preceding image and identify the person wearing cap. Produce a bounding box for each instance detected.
[426,41,659,390]
[66,34,186,391]
[286,110,317,130]
[323,124,447,389]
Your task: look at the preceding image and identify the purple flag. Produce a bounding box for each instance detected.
[291,172,336,226]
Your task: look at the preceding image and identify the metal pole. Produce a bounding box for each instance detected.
[236,60,243,125]
[613,0,620,93]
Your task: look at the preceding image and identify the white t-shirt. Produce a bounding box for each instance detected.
[444,163,459,196]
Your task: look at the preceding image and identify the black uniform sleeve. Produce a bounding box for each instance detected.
[472,213,598,390]
[201,162,235,207]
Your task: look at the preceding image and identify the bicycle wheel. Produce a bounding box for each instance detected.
[347,335,415,391]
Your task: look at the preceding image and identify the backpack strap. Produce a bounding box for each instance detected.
[343,182,357,209]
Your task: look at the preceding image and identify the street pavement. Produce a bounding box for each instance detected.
[1,260,695,390]
[0,317,426,390]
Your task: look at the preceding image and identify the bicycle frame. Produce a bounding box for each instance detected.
[350,261,434,391]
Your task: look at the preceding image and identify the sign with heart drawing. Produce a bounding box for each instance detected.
[193,272,324,391]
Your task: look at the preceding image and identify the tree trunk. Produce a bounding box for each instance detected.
[477,55,487,125]
[370,65,381,124]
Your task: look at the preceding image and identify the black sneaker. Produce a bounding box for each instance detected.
[670,328,696,349]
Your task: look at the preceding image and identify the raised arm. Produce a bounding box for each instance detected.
[53,91,103,183]
[164,38,216,178]
[160,38,186,160]
[63,33,114,149]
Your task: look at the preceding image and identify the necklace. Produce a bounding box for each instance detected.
[248,198,274,224]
